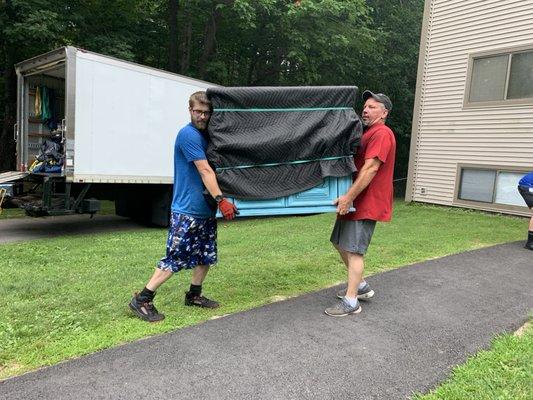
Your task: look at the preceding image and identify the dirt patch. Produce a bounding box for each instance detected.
[210,314,230,320]
[513,321,530,337]
[0,362,23,381]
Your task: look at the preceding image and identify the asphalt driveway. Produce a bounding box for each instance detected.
[0,214,147,244]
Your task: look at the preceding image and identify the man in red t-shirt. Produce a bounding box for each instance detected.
[325,90,396,317]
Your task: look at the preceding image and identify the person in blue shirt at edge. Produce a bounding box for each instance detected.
[518,171,533,251]
[129,91,239,322]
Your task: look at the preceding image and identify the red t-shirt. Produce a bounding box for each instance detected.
[341,123,396,222]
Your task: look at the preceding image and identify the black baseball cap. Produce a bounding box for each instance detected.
[362,90,393,111]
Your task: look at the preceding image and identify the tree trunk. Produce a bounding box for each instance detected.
[198,11,218,79]
[246,19,267,85]
[246,45,258,85]
[179,7,192,75]
[167,0,178,73]
[0,0,17,172]
[198,1,233,79]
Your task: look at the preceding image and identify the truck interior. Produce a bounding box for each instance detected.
[24,67,66,174]
[0,61,98,217]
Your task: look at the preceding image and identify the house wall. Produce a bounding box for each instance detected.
[406,0,533,216]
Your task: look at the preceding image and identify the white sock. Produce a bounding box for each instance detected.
[344,296,358,307]
[358,280,367,289]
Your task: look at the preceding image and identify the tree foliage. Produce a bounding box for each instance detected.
[0,0,425,184]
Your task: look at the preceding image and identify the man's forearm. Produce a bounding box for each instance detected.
[199,168,223,198]
[345,165,379,201]
[194,159,225,199]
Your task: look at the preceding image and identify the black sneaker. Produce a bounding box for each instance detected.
[129,293,165,322]
[525,242,533,251]
[184,292,220,308]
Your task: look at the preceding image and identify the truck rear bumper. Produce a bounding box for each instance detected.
[0,171,29,184]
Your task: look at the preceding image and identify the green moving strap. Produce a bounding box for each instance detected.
[216,155,353,172]
[214,107,352,112]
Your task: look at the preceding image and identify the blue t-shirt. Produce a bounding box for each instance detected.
[171,123,215,218]
[519,172,533,188]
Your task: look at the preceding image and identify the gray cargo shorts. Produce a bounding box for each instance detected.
[330,219,377,255]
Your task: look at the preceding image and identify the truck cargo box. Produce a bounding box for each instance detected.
[15,46,215,183]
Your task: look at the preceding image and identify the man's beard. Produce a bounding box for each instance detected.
[193,120,207,131]
[362,116,380,128]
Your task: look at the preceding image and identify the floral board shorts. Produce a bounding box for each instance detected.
[157,212,217,273]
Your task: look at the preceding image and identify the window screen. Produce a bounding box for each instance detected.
[469,55,508,102]
[495,172,525,206]
[507,51,533,99]
[459,169,496,202]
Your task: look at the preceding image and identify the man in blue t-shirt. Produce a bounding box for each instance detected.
[129,91,239,322]
[518,172,533,250]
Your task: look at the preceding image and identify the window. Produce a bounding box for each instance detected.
[459,168,526,206]
[495,172,527,206]
[507,51,533,99]
[467,49,533,104]
[459,169,496,202]
[469,56,508,102]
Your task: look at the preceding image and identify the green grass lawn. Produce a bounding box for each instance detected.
[0,207,26,219]
[0,201,528,386]
[413,322,532,400]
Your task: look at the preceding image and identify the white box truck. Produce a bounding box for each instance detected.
[1,46,218,225]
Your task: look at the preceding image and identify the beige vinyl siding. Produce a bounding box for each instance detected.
[407,0,533,216]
